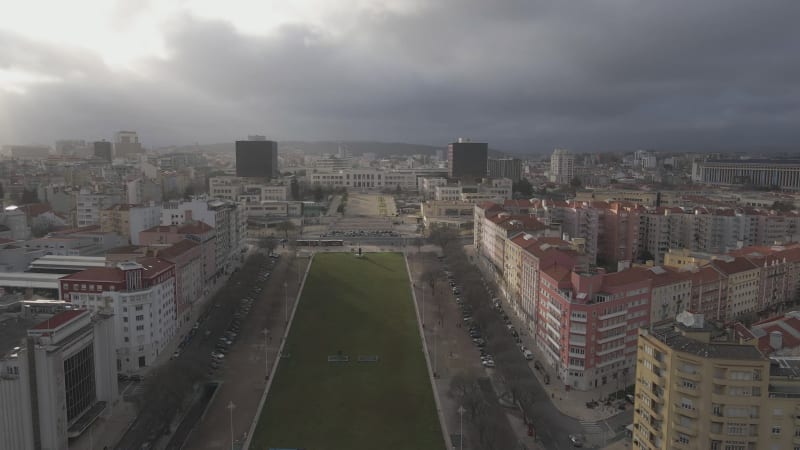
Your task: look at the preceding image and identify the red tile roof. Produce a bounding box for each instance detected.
[156,240,199,261]
[31,309,89,330]
[688,266,722,284]
[137,257,174,279]
[601,267,652,288]
[542,265,572,283]
[711,257,758,275]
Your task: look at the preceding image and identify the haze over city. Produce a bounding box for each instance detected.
[2,0,799,152]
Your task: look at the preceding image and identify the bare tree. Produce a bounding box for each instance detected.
[258,237,277,254]
[428,225,459,251]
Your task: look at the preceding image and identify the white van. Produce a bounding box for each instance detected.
[523,350,534,360]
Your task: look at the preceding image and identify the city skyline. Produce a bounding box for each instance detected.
[2,0,799,152]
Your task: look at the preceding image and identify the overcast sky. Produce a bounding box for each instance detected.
[1,0,799,153]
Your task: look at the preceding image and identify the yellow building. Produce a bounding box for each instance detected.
[662,248,716,269]
[99,204,131,239]
[634,314,800,450]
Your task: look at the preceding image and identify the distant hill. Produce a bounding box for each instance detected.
[160,141,443,157]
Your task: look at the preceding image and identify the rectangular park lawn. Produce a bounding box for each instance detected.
[251,252,444,450]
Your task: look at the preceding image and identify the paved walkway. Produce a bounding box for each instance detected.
[185,254,310,450]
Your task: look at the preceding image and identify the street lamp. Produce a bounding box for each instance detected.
[263,328,270,380]
[421,281,426,328]
[457,405,465,450]
[284,281,289,324]
[432,325,438,378]
[227,401,236,450]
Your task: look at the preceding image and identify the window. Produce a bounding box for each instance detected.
[136,315,144,321]
[678,434,689,444]
[136,325,144,331]
[772,426,781,436]
[135,305,143,311]
[727,423,746,435]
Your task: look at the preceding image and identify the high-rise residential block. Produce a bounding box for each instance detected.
[488,157,523,181]
[447,138,488,180]
[113,131,143,157]
[235,139,278,178]
[93,140,112,162]
[549,148,575,184]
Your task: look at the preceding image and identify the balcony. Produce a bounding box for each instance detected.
[673,422,697,437]
[598,321,627,332]
[675,384,699,396]
[599,310,626,320]
[597,333,626,345]
[677,369,701,382]
[675,405,698,419]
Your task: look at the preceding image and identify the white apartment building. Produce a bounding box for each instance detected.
[76,189,123,227]
[0,310,117,450]
[60,259,176,373]
[420,177,448,199]
[209,176,289,202]
[162,198,247,274]
[549,148,575,184]
[434,186,463,201]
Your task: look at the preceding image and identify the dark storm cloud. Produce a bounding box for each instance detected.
[1,0,799,152]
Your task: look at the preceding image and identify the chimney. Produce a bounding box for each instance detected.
[770,331,783,351]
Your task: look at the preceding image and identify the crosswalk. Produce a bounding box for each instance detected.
[580,420,604,435]
[580,420,608,447]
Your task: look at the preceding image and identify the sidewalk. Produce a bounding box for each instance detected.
[464,245,630,424]
[68,401,138,450]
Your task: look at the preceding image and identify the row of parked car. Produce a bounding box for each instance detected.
[491,298,534,361]
[446,269,495,369]
[209,258,273,374]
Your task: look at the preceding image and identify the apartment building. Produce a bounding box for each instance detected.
[161,198,246,277]
[549,148,575,184]
[60,259,176,372]
[76,189,123,227]
[710,257,760,322]
[139,222,216,286]
[156,240,203,327]
[647,267,693,327]
[537,266,653,391]
[506,235,583,334]
[99,203,161,244]
[419,177,448,199]
[599,203,644,266]
[634,316,800,450]
[478,211,547,273]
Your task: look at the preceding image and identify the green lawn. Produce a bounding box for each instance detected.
[251,252,445,450]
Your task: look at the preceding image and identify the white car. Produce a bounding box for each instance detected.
[482,359,496,368]
[211,352,225,359]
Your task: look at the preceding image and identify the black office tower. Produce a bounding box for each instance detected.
[447,139,488,180]
[235,139,278,178]
[93,141,112,162]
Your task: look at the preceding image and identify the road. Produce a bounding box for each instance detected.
[409,249,588,450]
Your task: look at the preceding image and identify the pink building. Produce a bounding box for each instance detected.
[156,240,203,327]
[537,266,652,391]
